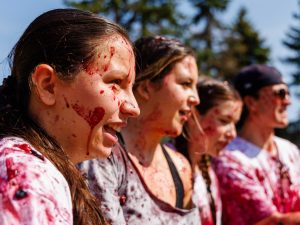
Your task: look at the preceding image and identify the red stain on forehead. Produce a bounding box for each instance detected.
[102,46,116,72]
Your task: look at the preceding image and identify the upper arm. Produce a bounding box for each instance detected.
[0,146,72,225]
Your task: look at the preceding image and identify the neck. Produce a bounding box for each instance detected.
[239,118,276,154]
[121,118,163,166]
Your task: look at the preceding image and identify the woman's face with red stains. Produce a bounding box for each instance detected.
[199,100,242,156]
[49,35,140,162]
[252,84,290,128]
[144,55,200,137]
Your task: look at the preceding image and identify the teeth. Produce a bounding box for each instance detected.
[107,125,121,132]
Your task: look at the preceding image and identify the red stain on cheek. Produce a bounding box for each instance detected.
[100,90,104,94]
[89,107,105,129]
[71,104,105,129]
[71,104,106,156]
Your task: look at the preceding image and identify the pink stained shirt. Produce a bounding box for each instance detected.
[0,137,73,225]
[213,136,300,225]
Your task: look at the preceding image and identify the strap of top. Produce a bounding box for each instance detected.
[161,144,184,209]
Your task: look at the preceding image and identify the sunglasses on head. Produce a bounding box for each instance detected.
[273,88,290,100]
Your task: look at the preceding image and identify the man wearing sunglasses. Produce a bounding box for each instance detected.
[214,64,300,225]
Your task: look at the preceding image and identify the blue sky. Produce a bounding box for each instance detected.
[1,0,299,120]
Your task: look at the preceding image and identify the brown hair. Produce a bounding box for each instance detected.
[174,77,240,223]
[0,8,131,225]
[134,35,195,88]
[174,77,241,160]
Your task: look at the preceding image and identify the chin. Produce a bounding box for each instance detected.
[165,126,182,137]
[89,144,113,159]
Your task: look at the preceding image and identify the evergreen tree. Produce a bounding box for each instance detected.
[282,0,300,84]
[63,0,185,40]
[187,0,230,76]
[213,7,270,80]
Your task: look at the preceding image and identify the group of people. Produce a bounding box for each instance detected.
[1,8,300,225]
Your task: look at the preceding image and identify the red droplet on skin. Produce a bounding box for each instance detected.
[111,85,117,92]
[102,46,116,72]
[100,90,104,94]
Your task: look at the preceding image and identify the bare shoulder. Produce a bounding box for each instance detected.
[163,144,192,176]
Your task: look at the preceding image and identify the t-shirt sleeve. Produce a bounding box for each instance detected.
[0,143,72,225]
[214,153,277,225]
[78,146,127,225]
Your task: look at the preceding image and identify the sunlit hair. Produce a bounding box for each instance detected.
[195,77,241,116]
[0,8,132,225]
[174,77,241,161]
[133,35,195,88]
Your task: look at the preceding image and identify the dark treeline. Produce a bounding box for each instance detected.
[63,0,300,146]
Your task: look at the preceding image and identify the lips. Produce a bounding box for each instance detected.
[179,109,191,122]
[103,125,118,146]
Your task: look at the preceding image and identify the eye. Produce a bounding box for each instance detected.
[181,81,192,88]
[219,118,230,125]
[111,79,122,85]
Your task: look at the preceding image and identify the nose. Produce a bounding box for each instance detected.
[283,93,291,106]
[225,123,237,140]
[188,93,200,106]
[120,92,140,118]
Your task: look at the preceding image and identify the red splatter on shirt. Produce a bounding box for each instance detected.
[0,137,73,225]
[214,136,300,225]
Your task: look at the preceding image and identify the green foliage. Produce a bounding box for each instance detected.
[63,0,185,40]
[282,0,300,84]
[187,0,230,76]
[213,7,270,81]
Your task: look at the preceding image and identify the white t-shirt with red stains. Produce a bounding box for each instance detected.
[193,166,222,225]
[0,137,72,225]
[214,136,300,225]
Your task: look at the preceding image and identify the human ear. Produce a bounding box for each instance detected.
[135,80,154,101]
[31,64,57,106]
[243,96,257,113]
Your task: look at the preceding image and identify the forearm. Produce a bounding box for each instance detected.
[253,212,300,225]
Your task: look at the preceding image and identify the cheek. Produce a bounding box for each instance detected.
[202,117,218,136]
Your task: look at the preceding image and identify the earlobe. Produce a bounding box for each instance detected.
[135,80,153,101]
[244,96,257,112]
[31,64,57,106]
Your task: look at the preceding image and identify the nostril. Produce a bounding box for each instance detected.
[121,101,140,117]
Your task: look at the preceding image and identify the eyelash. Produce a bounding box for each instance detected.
[181,81,192,87]
[111,79,122,85]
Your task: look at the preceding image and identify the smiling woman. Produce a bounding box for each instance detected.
[78,35,201,225]
[0,8,139,225]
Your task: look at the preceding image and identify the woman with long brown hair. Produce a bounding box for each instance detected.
[79,35,201,224]
[0,8,139,224]
[174,77,242,225]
